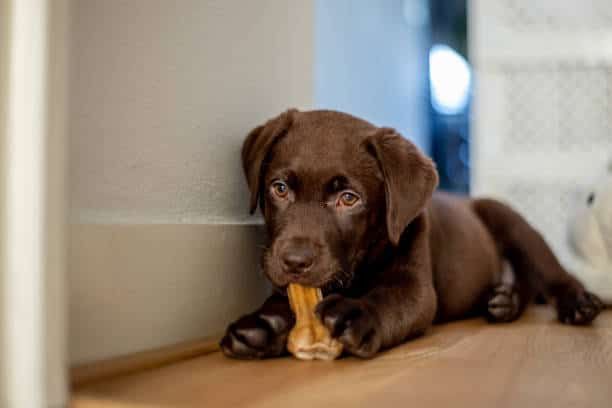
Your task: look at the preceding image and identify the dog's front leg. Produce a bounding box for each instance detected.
[316,216,437,358]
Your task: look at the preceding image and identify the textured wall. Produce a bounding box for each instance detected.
[70,0,313,224]
[68,0,314,363]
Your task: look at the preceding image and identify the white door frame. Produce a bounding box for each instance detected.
[1,0,69,407]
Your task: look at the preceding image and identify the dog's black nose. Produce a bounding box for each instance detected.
[281,243,315,274]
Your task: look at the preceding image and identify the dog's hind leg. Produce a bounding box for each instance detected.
[472,198,604,325]
[483,283,522,323]
[480,262,529,323]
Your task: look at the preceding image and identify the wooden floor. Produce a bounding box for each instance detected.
[72,307,612,408]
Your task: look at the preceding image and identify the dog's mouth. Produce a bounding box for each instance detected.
[262,249,352,294]
[265,267,349,292]
[318,273,353,295]
[270,276,351,298]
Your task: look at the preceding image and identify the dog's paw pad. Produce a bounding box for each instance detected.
[220,312,291,359]
[485,284,521,323]
[557,290,603,325]
[220,326,265,359]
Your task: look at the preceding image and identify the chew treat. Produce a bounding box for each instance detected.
[287,283,343,360]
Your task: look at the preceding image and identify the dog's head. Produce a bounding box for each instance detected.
[242,109,438,289]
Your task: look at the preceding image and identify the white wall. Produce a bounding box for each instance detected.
[71,0,313,224]
[315,0,431,152]
[69,0,314,364]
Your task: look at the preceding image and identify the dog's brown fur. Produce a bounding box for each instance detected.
[221,109,603,359]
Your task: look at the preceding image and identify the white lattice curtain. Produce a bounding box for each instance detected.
[471,0,612,265]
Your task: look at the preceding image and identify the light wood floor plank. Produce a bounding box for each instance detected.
[72,307,612,408]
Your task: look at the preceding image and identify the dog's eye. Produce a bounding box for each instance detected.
[272,181,289,198]
[338,191,359,207]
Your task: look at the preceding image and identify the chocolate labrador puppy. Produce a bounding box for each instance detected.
[221,109,603,359]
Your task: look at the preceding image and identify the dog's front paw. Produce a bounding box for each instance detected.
[315,294,382,358]
[220,311,293,359]
[556,287,603,325]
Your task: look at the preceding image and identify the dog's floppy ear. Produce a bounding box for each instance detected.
[366,128,439,245]
[242,109,297,214]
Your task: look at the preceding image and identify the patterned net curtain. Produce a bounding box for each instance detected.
[470,0,612,263]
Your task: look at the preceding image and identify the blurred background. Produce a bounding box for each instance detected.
[2,1,612,406]
[317,0,470,194]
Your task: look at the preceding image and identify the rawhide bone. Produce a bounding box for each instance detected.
[287,283,343,360]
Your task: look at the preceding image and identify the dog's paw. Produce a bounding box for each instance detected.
[485,284,522,323]
[220,311,293,359]
[556,287,603,325]
[315,294,382,358]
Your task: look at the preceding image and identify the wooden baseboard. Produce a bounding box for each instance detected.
[71,336,220,388]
